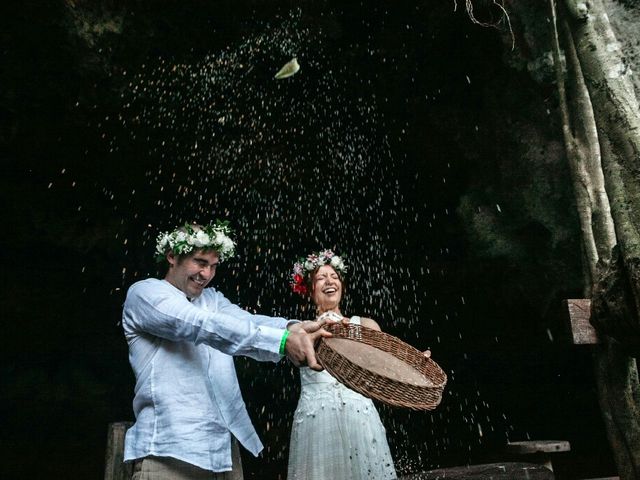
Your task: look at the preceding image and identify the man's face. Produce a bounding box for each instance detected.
[165,250,220,299]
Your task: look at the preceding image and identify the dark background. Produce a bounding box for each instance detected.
[1,1,615,479]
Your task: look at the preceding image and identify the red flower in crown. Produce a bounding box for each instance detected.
[291,274,308,295]
[292,282,308,295]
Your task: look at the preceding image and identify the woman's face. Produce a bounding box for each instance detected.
[311,264,343,310]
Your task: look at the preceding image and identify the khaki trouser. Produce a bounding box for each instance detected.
[132,440,243,480]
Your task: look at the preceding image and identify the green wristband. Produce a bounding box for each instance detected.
[279,330,290,356]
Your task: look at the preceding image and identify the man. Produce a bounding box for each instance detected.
[122,222,329,479]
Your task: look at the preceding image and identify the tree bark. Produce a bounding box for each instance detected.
[550,1,615,287]
[549,0,640,477]
[566,0,640,319]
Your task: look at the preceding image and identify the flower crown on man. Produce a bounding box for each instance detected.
[290,249,348,296]
[155,221,236,262]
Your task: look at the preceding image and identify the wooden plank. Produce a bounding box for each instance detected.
[505,440,570,454]
[399,462,554,479]
[565,299,600,344]
[104,421,133,480]
[581,477,620,480]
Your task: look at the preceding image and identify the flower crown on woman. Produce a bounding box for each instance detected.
[155,221,236,262]
[290,249,348,296]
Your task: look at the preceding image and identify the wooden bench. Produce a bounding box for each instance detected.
[504,440,570,471]
[580,477,619,480]
[398,462,554,479]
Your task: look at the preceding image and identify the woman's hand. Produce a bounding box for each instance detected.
[423,349,431,358]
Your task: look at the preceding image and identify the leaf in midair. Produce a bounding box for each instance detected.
[274,58,300,80]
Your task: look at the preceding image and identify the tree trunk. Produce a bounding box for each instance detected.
[549,0,640,477]
[567,0,640,316]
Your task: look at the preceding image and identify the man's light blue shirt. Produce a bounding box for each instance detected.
[122,278,289,472]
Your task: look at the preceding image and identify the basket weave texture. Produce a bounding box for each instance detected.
[316,323,447,410]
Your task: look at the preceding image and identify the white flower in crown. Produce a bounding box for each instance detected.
[330,255,344,270]
[156,233,170,257]
[193,230,211,247]
[220,235,235,253]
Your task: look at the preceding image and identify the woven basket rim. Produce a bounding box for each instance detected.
[316,323,447,410]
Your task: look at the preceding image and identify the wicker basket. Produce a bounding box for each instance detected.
[316,323,447,410]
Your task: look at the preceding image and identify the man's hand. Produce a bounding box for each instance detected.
[285,328,332,371]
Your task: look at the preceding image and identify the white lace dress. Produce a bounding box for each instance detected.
[287,316,397,480]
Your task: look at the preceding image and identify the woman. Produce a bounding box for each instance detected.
[287,250,397,480]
